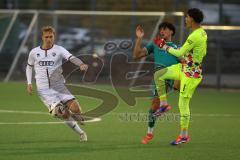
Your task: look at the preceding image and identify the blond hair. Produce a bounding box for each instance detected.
[41,26,56,35]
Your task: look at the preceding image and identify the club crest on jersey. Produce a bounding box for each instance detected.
[52,52,56,57]
[39,61,54,66]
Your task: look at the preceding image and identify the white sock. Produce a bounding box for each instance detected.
[147,127,153,134]
[64,117,84,135]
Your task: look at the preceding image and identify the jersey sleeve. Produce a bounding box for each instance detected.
[26,65,33,84]
[168,34,195,57]
[26,50,34,84]
[145,42,154,55]
[59,46,73,60]
[27,50,35,66]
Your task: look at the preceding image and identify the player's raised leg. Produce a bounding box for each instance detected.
[153,64,180,117]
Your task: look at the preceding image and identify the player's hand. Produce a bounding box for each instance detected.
[27,84,33,95]
[154,36,161,46]
[154,37,169,51]
[79,64,88,71]
[154,36,166,47]
[158,38,166,48]
[136,25,144,38]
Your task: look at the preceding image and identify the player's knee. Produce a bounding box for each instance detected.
[181,113,190,118]
[180,113,190,123]
[49,102,69,119]
[66,100,81,114]
[154,71,159,82]
[61,110,70,119]
[179,107,190,116]
[151,97,160,111]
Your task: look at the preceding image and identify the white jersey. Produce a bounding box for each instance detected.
[27,44,72,89]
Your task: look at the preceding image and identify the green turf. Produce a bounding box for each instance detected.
[0,82,239,160]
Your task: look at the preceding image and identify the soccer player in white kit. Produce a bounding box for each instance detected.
[26,26,88,142]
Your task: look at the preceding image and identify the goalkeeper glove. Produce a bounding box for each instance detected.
[154,37,169,50]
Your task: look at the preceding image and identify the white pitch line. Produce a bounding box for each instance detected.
[0,109,239,120]
[192,113,239,117]
[0,118,102,125]
[0,109,101,124]
[0,121,64,125]
[109,112,240,117]
[0,109,48,115]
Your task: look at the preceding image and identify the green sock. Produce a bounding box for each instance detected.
[148,109,156,129]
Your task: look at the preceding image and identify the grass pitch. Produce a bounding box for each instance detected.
[0,82,239,160]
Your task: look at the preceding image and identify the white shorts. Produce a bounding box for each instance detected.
[37,84,75,111]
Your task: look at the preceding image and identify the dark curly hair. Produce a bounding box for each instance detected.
[187,8,204,24]
[158,22,176,36]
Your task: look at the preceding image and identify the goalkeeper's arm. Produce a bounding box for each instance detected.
[166,38,194,57]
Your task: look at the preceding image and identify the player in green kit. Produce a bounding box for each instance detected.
[154,8,207,145]
[133,22,181,144]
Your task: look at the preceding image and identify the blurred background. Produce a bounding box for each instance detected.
[0,0,240,89]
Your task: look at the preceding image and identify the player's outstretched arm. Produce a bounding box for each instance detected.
[69,56,88,71]
[167,40,193,57]
[158,37,194,57]
[133,25,148,60]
